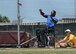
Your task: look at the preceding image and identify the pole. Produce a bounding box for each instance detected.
[32,25,34,36]
[17,0,21,48]
[74,0,76,18]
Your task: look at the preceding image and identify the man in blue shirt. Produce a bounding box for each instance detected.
[39,9,58,29]
[39,9,58,47]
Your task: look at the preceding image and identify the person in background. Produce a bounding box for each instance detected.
[56,29,76,48]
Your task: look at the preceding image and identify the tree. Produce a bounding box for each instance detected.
[0,15,10,23]
[2,16,10,23]
[0,15,2,22]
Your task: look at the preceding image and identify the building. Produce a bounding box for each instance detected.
[62,18,76,23]
[0,18,76,36]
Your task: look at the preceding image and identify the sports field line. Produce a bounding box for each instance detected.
[0,48,76,51]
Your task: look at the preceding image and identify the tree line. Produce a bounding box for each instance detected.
[0,15,10,23]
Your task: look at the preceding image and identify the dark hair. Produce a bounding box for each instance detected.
[51,10,56,17]
[51,10,56,14]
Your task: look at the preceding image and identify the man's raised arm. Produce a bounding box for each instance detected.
[39,9,47,18]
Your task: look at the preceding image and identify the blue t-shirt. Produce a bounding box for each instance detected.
[46,15,58,28]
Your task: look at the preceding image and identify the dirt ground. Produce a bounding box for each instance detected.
[0,48,76,51]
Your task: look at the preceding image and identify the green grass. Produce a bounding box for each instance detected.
[0,48,76,54]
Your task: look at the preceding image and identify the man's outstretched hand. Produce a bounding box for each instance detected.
[39,9,42,12]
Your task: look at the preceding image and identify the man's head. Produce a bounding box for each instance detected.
[65,29,71,35]
[51,10,56,17]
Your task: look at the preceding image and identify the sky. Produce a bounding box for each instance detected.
[0,0,75,23]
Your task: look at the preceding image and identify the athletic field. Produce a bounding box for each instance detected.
[0,48,76,54]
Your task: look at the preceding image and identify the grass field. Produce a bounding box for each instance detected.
[0,48,76,54]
